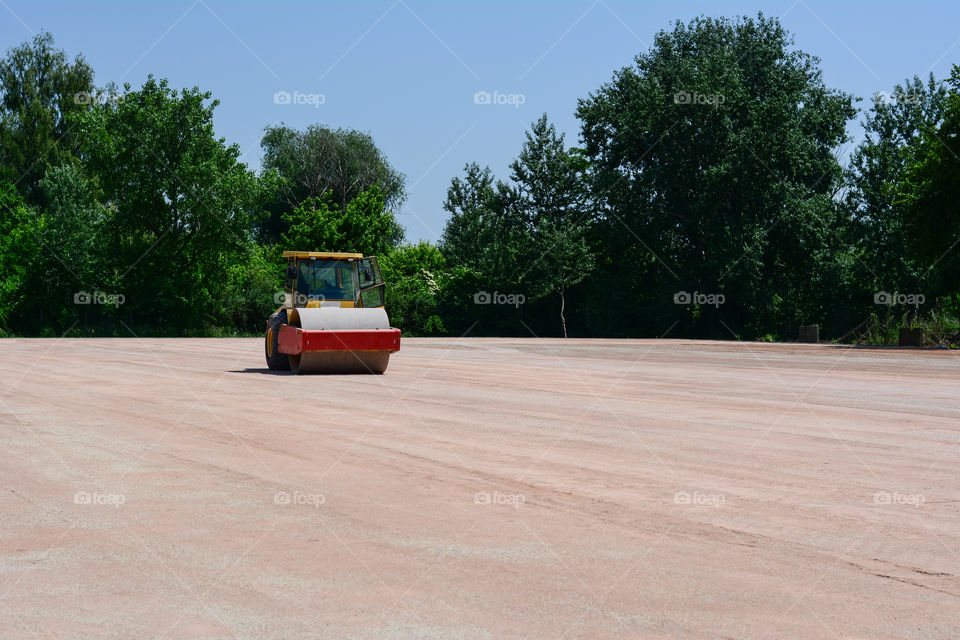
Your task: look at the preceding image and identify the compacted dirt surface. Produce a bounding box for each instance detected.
[1,337,959,639]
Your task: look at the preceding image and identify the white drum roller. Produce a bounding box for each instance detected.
[280,307,400,374]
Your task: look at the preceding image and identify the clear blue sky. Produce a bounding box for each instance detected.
[3,1,959,242]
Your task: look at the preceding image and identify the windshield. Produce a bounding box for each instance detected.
[296,259,357,301]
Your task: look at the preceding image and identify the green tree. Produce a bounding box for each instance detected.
[30,164,107,331]
[898,65,960,300]
[439,163,535,334]
[75,76,266,330]
[280,192,343,251]
[379,241,448,335]
[438,163,499,268]
[440,163,529,293]
[0,181,39,331]
[508,115,594,337]
[260,124,406,243]
[0,32,95,202]
[213,243,283,335]
[846,75,946,301]
[280,184,403,256]
[576,13,855,338]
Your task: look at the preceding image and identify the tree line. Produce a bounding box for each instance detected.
[1,14,959,343]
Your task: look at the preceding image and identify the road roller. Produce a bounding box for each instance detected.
[264,251,401,374]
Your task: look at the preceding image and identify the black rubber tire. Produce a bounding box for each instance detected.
[265,313,290,371]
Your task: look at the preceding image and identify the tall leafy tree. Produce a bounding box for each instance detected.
[897,65,960,299]
[379,241,449,335]
[440,163,528,289]
[280,184,403,256]
[576,13,855,338]
[439,163,531,334]
[75,76,266,330]
[846,74,946,300]
[0,181,39,331]
[439,163,498,269]
[509,115,593,337]
[30,164,107,330]
[0,32,94,202]
[260,124,406,243]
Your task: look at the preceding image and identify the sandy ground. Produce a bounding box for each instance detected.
[0,337,958,639]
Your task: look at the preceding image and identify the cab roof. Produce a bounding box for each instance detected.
[282,251,364,259]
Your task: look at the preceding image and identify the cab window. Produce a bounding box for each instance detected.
[295,259,357,302]
[360,285,384,308]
